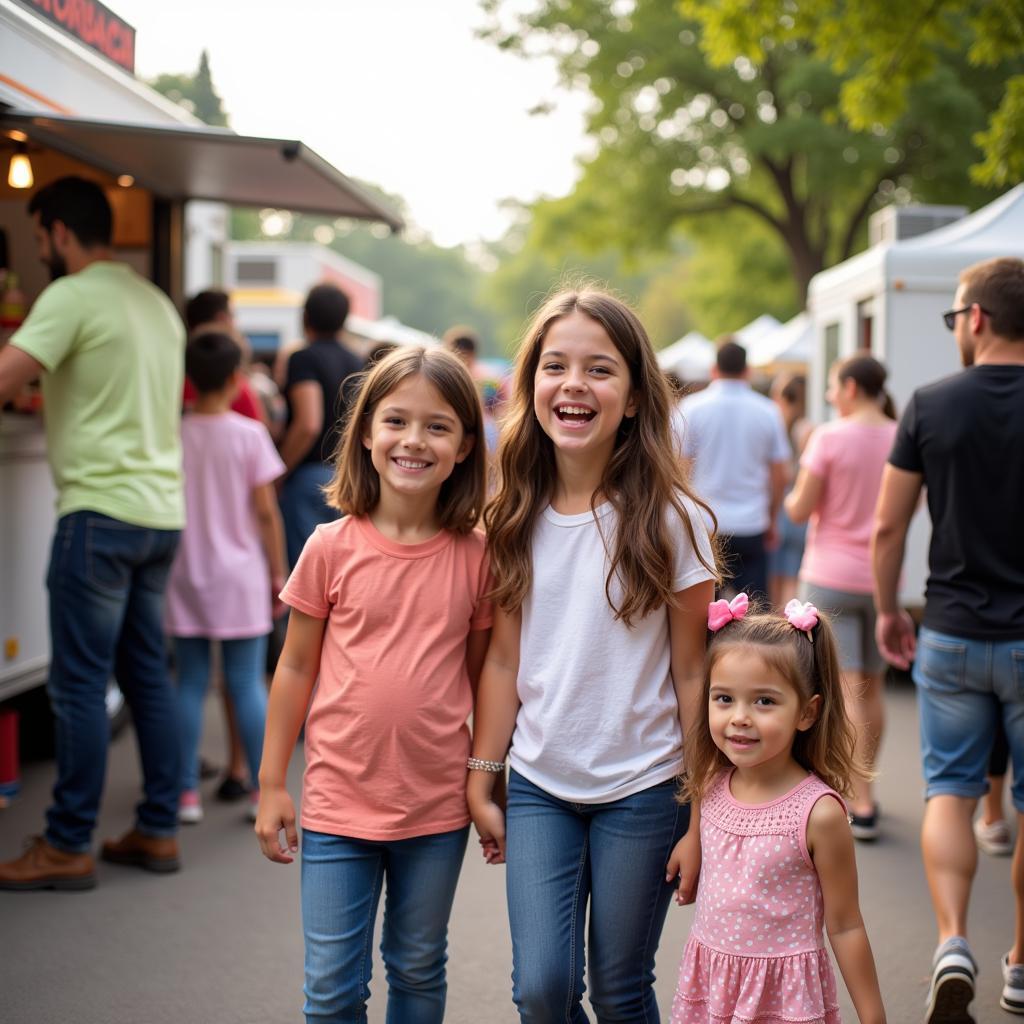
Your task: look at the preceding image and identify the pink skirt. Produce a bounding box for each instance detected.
[670,936,842,1024]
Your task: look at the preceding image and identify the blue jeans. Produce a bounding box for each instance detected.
[44,511,181,853]
[173,635,267,793]
[505,770,688,1023]
[914,626,1024,809]
[301,826,469,1024]
[280,462,339,569]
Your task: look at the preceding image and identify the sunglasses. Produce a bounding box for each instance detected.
[941,304,990,331]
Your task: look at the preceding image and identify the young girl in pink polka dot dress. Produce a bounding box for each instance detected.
[670,596,886,1023]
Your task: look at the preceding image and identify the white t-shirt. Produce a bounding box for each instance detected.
[509,497,715,803]
[677,379,790,536]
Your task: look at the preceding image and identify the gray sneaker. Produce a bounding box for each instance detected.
[1001,954,1024,1015]
[926,937,976,1023]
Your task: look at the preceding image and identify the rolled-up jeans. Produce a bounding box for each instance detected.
[505,769,688,1023]
[301,825,469,1024]
[44,511,181,853]
[173,634,268,793]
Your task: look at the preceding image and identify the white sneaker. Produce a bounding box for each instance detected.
[926,937,976,1024]
[974,816,1013,856]
[1002,954,1024,1015]
[178,790,204,825]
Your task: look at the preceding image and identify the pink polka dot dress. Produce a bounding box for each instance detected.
[670,770,845,1024]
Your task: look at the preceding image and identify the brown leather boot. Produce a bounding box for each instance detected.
[0,836,97,891]
[100,828,180,873]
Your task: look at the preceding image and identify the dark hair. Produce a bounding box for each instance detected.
[716,340,747,376]
[834,351,896,419]
[303,283,350,335]
[682,604,863,803]
[185,289,231,332]
[185,331,242,394]
[960,257,1024,340]
[777,373,806,409]
[28,176,112,248]
[443,325,479,357]
[325,346,486,533]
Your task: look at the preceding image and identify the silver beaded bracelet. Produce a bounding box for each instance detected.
[467,757,506,772]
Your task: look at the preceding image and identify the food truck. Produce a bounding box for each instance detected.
[0,0,401,740]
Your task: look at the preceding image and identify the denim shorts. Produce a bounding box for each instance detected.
[913,626,1024,809]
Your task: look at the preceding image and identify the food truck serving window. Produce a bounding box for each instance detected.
[0,112,403,230]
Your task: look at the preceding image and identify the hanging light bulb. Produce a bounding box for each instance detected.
[8,142,33,189]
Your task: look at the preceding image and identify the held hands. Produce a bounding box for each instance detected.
[255,785,299,864]
[666,828,701,906]
[875,609,916,670]
[469,798,507,866]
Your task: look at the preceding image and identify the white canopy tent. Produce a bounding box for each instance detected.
[747,313,813,368]
[657,331,715,380]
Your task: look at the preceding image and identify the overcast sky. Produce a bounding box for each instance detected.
[113,0,591,247]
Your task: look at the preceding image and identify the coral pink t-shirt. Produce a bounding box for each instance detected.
[281,517,493,840]
[798,418,898,594]
[165,412,285,637]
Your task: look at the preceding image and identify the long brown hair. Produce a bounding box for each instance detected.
[485,285,718,625]
[324,346,486,534]
[682,607,863,803]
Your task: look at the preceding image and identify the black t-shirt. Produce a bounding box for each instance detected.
[889,364,1024,639]
[285,337,364,466]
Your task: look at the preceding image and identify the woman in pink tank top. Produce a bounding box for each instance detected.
[671,597,885,1024]
[784,353,897,842]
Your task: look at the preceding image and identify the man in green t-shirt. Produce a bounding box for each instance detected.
[0,177,185,891]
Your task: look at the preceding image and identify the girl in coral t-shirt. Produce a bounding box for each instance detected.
[255,347,491,1023]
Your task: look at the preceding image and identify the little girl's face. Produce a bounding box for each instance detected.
[708,647,820,774]
[533,311,636,460]
[363,374,472,502]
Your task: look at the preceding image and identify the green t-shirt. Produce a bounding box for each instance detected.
[12,261,185,529]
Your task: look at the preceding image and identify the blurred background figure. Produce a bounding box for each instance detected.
[768,373,813,608]
[785,352,897,841]
[677,339,790,600]
[183,289,268,426]
[443,325,505,454]
[278,284,363,569]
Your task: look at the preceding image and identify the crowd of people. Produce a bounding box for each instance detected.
[0,174,1022,1024]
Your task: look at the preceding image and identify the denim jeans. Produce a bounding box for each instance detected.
[44,511,181,852]
[719,532,768,602]
[301,826,469,1024]
[505,770,688,1024]
[173,634,267,793]
[913,626,1024,809]
[279,462,340,569]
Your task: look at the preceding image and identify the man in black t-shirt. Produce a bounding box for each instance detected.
[872,257,1024,1023]
[278,284,363,567]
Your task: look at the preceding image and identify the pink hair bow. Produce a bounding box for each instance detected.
[785,599,819,640]
[708,593,749,632]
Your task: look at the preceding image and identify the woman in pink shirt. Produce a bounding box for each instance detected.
[254,347,491,1023]
[785,353,897,841]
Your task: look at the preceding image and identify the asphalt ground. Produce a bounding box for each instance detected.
[0,677,1017,1024]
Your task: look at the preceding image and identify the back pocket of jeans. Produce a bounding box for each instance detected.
[1013,650,1024,696]
[916,634,967,692]
[85,518,134,595]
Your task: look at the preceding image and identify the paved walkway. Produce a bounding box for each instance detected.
[0,678,1016,1023]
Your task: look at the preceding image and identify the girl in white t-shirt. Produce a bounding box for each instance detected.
[468,286,718,1022]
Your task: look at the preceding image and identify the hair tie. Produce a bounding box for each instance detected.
[708,593,749,632]
[784,599,819,642]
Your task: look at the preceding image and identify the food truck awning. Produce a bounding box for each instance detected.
[1,111,403,231]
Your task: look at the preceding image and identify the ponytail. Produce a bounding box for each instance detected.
[835,351,896,419]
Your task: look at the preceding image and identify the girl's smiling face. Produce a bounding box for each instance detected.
[708,647,820,776]
[363,374,473,503]
[533,311,636,461]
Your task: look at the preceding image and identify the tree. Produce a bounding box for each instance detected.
[150,50,230,127]
[481,0,1013,303]
[683,0,1024,187]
